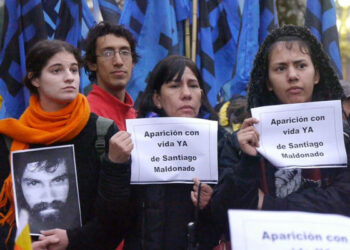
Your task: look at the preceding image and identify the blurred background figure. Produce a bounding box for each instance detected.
[217,95,249,133]
[341,80,350,123]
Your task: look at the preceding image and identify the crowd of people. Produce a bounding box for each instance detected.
[0,21,349,250]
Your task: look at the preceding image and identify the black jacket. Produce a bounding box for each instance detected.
[210,122,350,240]
[121,125,227,250]
[0,113,130,250]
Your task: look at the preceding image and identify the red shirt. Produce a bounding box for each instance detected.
[87,85,137,131]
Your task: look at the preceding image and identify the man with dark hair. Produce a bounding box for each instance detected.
[85,21,139,131]
[13,148,80,235]
[20,158,69,232]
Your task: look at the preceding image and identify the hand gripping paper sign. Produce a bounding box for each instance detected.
[126,117,218,184]
[251,100,347,169]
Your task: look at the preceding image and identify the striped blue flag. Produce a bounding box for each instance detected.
[305,0,342,78]
[259,0,278,44]
[0,0,47,118]
[80,0,97,93]
[230,0,278,97]
[119,0,188,102]
[0,0,96,118]
[196,0,241,105]
[98,0,121,23]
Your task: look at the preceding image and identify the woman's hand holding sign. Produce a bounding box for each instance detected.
[237,118,260,156]
[191,178,213,210]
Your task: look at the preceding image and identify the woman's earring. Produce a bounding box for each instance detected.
[153,93,162,109]
[266,81,273,91]
[154,100,161,109]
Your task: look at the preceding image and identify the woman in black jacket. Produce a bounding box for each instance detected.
[123,55,225,249]
[210,25,350,241]
[0,39,132,249]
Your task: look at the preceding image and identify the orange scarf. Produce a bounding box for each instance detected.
[0,93,90,232]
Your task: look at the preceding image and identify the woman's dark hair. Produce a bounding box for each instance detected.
[84,21,140,82]
[248,25,343,109]
[24,39,83,95]
[138,55,217,119]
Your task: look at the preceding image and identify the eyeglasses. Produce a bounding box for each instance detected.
[97,49,132,61]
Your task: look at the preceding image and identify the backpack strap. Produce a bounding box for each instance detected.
[3,134,12,152]
[95,116,114,156]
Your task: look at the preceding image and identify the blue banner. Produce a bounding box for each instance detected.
[305,0,343,78]
[120,0,187,102]
[230,0,277,98]
[0,0,96,118]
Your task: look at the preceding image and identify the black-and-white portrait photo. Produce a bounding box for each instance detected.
[11,145,81,235]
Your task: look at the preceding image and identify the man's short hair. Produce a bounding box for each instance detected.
[84,21,140,82]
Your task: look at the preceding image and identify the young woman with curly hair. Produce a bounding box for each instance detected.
[209,25,350,246]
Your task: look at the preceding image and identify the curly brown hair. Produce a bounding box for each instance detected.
[248,25,343,109]
[84,21,139,82]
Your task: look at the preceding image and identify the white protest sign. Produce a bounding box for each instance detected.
[126,117,218,184]
[228,210,350,250]
[251,100,347,169]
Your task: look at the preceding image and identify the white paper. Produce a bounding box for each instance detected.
[126,117,218,184]
[229,210,350,250]
[251,100,347,169]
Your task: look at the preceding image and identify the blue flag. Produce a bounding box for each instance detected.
[0,0,96,118]
[196,0,241,105]
[305,0,342,78]
[98,0,121,23]
[120,0,187,102]
[0,0,47,118]
[81,0,97,93]
[259,0,278,44]
[230,0,277,98]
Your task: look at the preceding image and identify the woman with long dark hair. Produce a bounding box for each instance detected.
[0,39,132,249]
[123,55,225,249]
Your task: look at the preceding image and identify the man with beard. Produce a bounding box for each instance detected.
[14,150,80,235]
[21,158,69,232]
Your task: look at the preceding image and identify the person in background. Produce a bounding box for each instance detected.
[341,80,350,125]
[0,39,132,250]
[85,21,139,131]
[218,95,249,133]
[209,25,350,244]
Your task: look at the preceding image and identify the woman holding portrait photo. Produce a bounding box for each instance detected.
[0,39,131,250]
